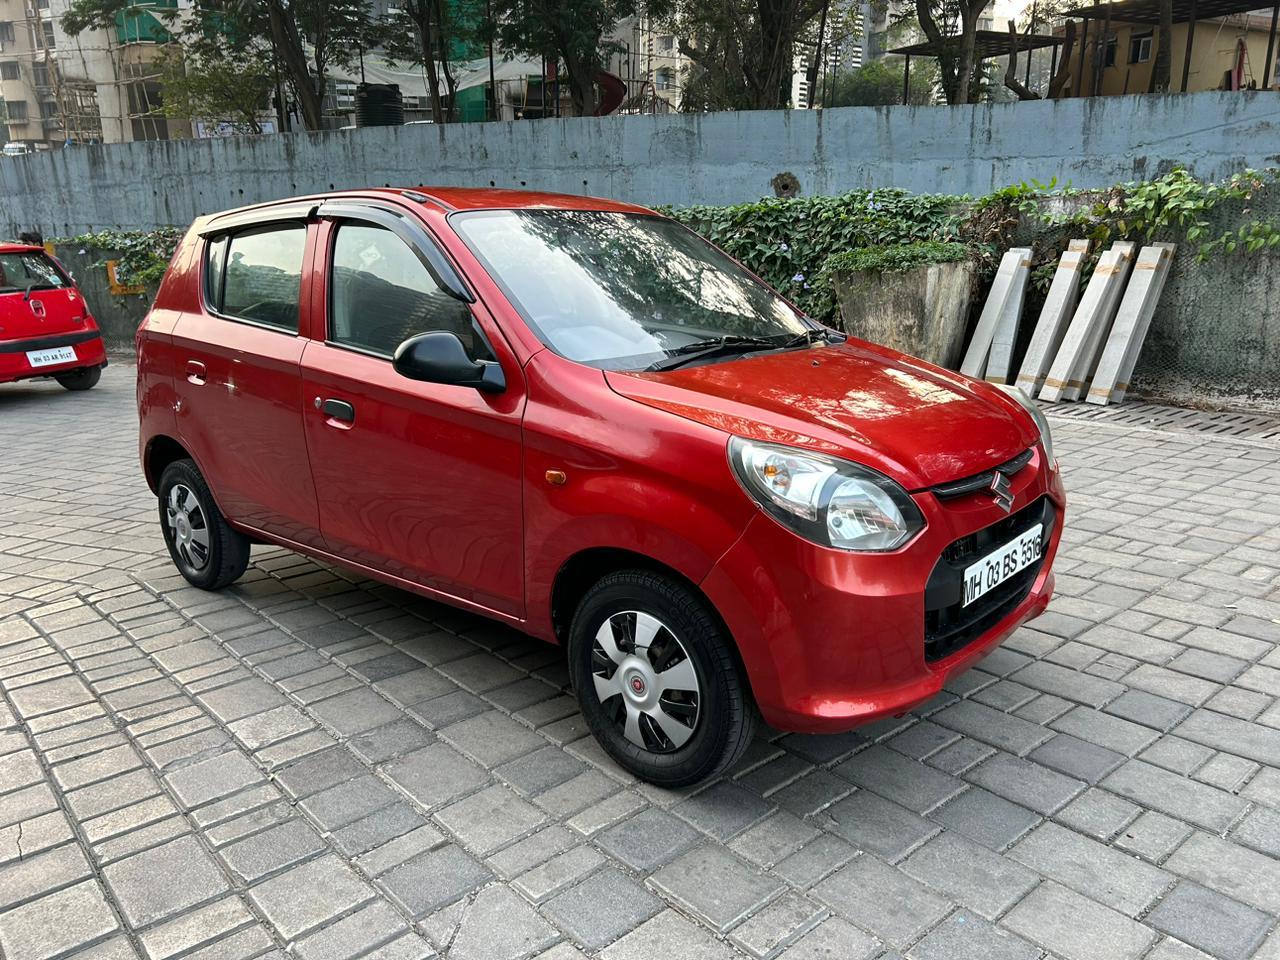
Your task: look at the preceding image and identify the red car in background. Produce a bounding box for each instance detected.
[136,188,1065,786]
[0,242,108,391]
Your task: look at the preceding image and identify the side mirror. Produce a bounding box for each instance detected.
[393,331,505,393]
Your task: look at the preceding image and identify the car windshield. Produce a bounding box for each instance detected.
[0,251,68,295]
[452,209,811,371]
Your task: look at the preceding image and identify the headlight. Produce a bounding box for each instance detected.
[996,384,1055,466]
[728,438,924,552]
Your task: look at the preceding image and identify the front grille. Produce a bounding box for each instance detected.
[930,448,1033,501]
[924,496,1055,663]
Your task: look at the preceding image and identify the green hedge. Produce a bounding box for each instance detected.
[664,189,968,322]
[824,241,972,276]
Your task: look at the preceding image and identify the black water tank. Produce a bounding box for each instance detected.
[354,83,404,127]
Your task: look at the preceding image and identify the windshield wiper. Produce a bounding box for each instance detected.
[22,280,55,301]
[645,335,781,372]
[780,327,843,348]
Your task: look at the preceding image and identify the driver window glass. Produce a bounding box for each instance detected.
[329,222,488,359]
[219,224,306,332]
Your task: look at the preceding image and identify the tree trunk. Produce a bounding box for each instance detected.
[409,0,445,123]
[266,0,322,130]
[1150,0,1173,90]
[915,0,961,102]
[954,1,984,104]
[1047,19,1076,97]
[432,0,458,120]
[1003,21,1039,99]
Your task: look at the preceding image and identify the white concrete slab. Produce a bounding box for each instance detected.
[961,247,1032,378]
[1087,243,1176,405]
[1015,243,1089,395]
[1061,241,1137,400]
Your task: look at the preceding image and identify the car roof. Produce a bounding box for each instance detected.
[204,186,655,224]
[0,242,46,255]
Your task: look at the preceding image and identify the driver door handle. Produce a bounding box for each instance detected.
[185,360,206,385]
[317,397,356,426]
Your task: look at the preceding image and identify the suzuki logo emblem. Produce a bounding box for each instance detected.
[989,471,1014,513]
[30,299,45,319]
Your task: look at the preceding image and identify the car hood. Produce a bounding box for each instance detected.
[604,340,1037,490]
[0,287,88,341]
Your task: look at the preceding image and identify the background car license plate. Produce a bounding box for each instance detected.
[26,345,77,368]
[962,523,1043,607]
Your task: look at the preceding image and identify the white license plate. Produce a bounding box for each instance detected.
[26,345,77,368]
[962,523,1043,607]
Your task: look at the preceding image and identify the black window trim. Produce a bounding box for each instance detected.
[201,220,309,336]
[316,200,473,305]
[319,202,485,362]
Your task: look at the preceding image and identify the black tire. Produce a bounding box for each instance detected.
[55,366,101,391]
[568,569,757,787]
[157,459,250,590]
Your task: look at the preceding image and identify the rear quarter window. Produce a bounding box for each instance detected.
[206,224,306,332]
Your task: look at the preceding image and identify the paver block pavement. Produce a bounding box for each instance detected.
[648,844,786,933]
[5,367,1280,960]
[101,835,230,927]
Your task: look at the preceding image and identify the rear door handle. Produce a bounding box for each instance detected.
[317,397,355,425]
[185,360,206,385]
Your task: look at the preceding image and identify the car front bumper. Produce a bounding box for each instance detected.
[0,330,108,384]
[701,447,1066,733]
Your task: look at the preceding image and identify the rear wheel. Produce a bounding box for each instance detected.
[158,459,249,590]
[568,569,756,787]
[55,366,100,391]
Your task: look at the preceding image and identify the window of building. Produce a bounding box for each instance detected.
[1103,36,1117,67]
[40,20,55,49]
[33,63,50,88]
[656,34,674,52]
[208,223,307,332]
[329,222,485,359]
[6,99,27,121]
[654,67,676,90]
[0,22,15,43]
[40,99,57,118]
[1129,31,1153,64]
[0,62,20,81]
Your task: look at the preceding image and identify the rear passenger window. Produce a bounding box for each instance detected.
[329,223,487,359]
[211,224,306,332]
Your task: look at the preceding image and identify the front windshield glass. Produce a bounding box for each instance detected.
[452,209,810,371]
[0,251,68,295]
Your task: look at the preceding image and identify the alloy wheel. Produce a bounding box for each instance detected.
[166,483,211,571]
[591,610,701,753]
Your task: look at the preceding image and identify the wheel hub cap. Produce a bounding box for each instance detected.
[591,610,701,754]
[166,483,211,572]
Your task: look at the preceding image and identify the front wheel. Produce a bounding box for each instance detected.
[158,459,250,590]
[55,366,101,391]
[568,570,756,787]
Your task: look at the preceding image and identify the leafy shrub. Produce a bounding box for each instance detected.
[823,241,972,276]
[56,228,183,286]
[663,189,968,321]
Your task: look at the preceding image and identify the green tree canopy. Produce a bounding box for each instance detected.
[825,58,936,106]
[482,0,650,116]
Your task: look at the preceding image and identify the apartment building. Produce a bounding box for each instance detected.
[1,0,182,150]
[607,16,691,112]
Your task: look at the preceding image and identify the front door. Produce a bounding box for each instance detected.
[299,215,526,617]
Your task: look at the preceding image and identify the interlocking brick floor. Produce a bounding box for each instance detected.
[2,364,1279,960]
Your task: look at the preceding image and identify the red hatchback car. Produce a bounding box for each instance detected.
[137,188,1065,785]
[1,242,108,391]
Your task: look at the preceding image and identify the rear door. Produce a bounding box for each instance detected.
[172,218,323,547]
[299,205,526,616]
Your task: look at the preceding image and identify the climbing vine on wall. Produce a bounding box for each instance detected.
[56,229,184,287]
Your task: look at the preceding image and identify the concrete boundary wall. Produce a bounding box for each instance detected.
[3,92,1280,236]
